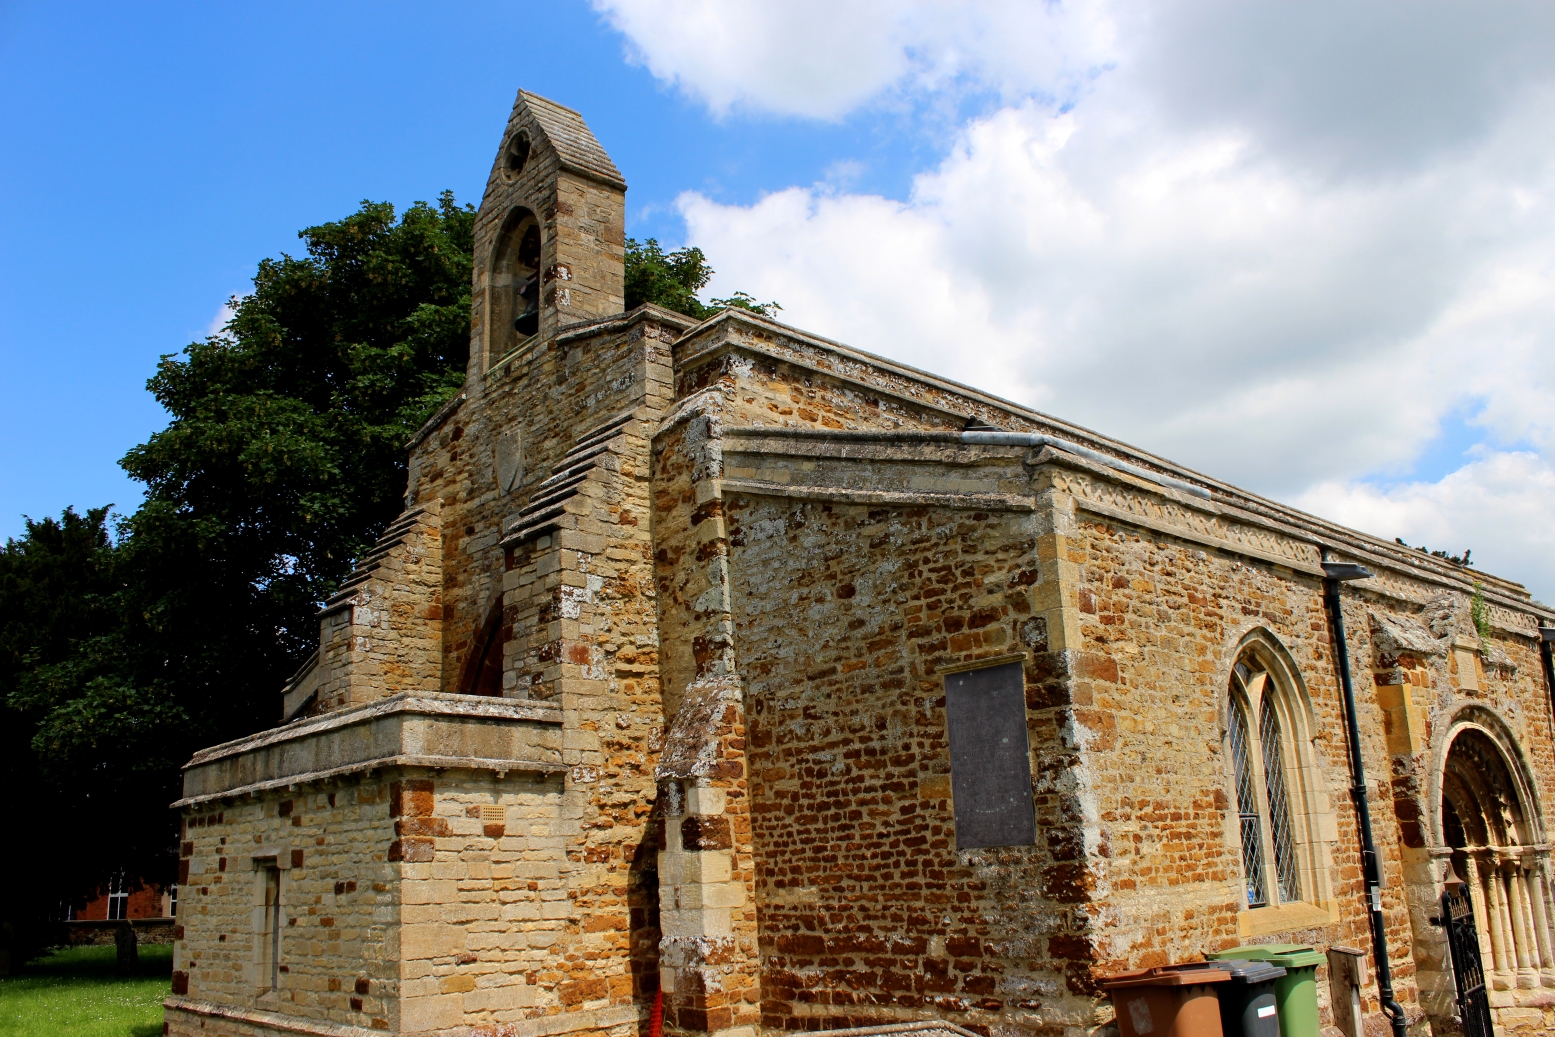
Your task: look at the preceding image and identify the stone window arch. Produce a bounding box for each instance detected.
[487,206,542,367]
[1438,722,1555,988]
[1222,632,1338,932]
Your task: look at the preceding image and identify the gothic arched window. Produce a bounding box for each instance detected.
[1228,655,1303,908]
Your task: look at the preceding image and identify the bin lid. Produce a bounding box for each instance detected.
[1208,944,1326,968]
[1099,965,1232,989]
[1174,959,1287,984]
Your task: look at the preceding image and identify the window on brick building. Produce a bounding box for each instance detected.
[106,872,129,921]
[167,884,178,918]
[1226,649,1310,910]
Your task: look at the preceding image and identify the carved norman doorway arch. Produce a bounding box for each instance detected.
[1440,724,1555,990]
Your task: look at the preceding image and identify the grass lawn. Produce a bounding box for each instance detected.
[0,943,172,1037]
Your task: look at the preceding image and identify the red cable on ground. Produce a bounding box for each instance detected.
[649,988,663,1037]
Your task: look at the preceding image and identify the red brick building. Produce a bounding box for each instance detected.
[73,877,173,922]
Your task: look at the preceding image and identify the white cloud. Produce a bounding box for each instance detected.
[600,1,1555,600]
[682,95,1555,483]
[589,0,1117,119]
[1298,452,1555,602]
[206,298,239,338]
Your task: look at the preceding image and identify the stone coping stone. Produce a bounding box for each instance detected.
[177,693,565,807]
[799,1022,982,1037]
[166,996,641,1037]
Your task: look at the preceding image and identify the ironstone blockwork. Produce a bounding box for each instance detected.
[167,90,1555,1037]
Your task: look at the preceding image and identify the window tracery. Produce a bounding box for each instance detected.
[1226,646,1318,914]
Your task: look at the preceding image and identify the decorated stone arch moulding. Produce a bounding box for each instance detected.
[1217,625,1320,747]
[1425,702,1548,855]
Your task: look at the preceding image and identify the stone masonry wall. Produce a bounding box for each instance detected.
[496,411,674,1027]
[401,311,684,1034]
[166,769,614,1037]
[168,781,401,1034]
[312,503,445,713]
[650,407,765,1037]
[408,314,684,700]
[720,491,1095,1037]
[1059,507,1387,1013]
[390,771,626,1035]
[1364,594,1555,1033]
[1055,476,1555,1035]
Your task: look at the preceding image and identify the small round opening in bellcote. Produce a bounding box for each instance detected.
[503,133,531,180]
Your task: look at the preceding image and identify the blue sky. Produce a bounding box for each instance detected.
[0,1,929,537]
[4,1,1555,600]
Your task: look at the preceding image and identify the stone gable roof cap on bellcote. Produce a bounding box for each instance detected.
[516,90,627,191]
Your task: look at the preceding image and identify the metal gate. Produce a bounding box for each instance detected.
[1440,882,1495,1037]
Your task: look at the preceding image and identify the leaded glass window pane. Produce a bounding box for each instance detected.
[1259,693,1300,903]
[1228,700,1268,908]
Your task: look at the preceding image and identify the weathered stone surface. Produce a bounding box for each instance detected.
[170,89,1555,1037]
[178,693,565,806]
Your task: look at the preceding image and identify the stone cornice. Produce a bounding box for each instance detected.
[722,477,1036,514]
[1044,460,1329,579]
[1035,449,1551,630]
[404,391,466,452]
[188,692,562,766]
[554,302,700,346]
[713,426,1554,628]
[670,314,1542,610]
[178,692,565,807]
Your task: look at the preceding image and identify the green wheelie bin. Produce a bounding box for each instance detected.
[1208,943,1327,1037]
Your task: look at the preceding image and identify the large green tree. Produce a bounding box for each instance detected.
[1,195,475,946]
[122,191,475,657]
[0,198,775,953]
[0,506,177,956]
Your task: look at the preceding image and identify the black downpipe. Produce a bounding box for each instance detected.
[1323,574,1408,1037]
[1539,628,1555,733]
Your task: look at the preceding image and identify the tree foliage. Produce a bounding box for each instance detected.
[0,507,179,955]
[1,195,475,945]
[123,191,475,652]
[624,237,781,318]
[0,198,772,953]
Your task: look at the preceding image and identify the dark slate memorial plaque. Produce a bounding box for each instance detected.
[944,661,1036,849]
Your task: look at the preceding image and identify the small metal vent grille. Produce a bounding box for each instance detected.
[1229,700,1268,908]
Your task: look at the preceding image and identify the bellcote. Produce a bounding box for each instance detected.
[469,91,627,382]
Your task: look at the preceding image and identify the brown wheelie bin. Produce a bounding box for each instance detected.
[1099,964,1232,1037]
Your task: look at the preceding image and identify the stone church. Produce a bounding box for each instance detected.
[165,91,1555,1037]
